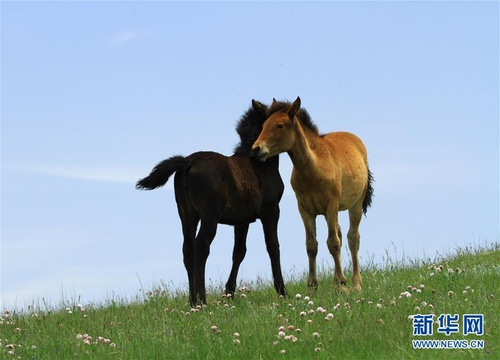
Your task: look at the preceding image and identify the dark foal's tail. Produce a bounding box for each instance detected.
[362,167,374,216]
[136,155,191,190]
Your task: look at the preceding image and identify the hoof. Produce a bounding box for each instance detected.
[352,284,362,292]
[334,285,349,294]
[308,283,318,288]
[333,278,349,294]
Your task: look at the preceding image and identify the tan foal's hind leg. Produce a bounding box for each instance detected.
[348,203,364,291]
[325,203,348,291]
[298,204,318,289]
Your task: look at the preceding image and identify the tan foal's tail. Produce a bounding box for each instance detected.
[362,167,374,215]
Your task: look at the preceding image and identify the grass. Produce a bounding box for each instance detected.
[1,244,498,359]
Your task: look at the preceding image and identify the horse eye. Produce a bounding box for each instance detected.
[277,123,285,129]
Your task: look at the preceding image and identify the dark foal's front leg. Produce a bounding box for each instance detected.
[261,206,287,297]
[225,223,249,297]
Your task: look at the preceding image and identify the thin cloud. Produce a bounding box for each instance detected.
[6,163,161,186]
[108,30,146,47]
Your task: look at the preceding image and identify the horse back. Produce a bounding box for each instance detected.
[174,151,281,225]
[321,132,367,160]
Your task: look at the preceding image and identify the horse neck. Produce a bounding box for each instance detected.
[288,123,320,172]
[265,154,280,170]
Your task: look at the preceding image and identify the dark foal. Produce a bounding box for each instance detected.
[136,101,287,305]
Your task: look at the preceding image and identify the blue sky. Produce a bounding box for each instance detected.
[1,1,498,311]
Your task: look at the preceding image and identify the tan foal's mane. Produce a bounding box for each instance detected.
[266,100,320,135]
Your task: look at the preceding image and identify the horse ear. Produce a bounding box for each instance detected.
[271,98,278,107]
[252,99,266,112]
[287,96,301,119]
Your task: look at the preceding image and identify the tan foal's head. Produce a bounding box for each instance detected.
[250,96,301,162]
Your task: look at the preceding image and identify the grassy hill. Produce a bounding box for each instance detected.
[1,245,498,359]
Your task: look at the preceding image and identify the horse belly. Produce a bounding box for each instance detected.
[219,197,259,225]
[292,175,362,214]
[338,164,368,211]
[293,188,330,215]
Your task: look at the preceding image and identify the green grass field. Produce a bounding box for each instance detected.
[1,244,498,359]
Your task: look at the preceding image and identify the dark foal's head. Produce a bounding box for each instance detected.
[234,100,268,155]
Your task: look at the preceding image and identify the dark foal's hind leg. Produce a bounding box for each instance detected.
[261,205,287,297]
[193,218,218,305]
[180,215,199,307]
[225,223,249,297]
[175,173,200,307]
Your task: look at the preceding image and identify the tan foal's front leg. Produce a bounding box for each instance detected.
[325,204,348,290]
[298,204,318,288]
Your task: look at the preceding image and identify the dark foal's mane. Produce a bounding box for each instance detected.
[267,100,320,135]
[234,105,268,154]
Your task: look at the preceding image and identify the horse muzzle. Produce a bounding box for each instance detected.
[250,145,268,162]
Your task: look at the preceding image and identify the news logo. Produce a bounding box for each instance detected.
[411,314,484,349]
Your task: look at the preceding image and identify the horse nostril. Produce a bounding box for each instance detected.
[250,146,260,157]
